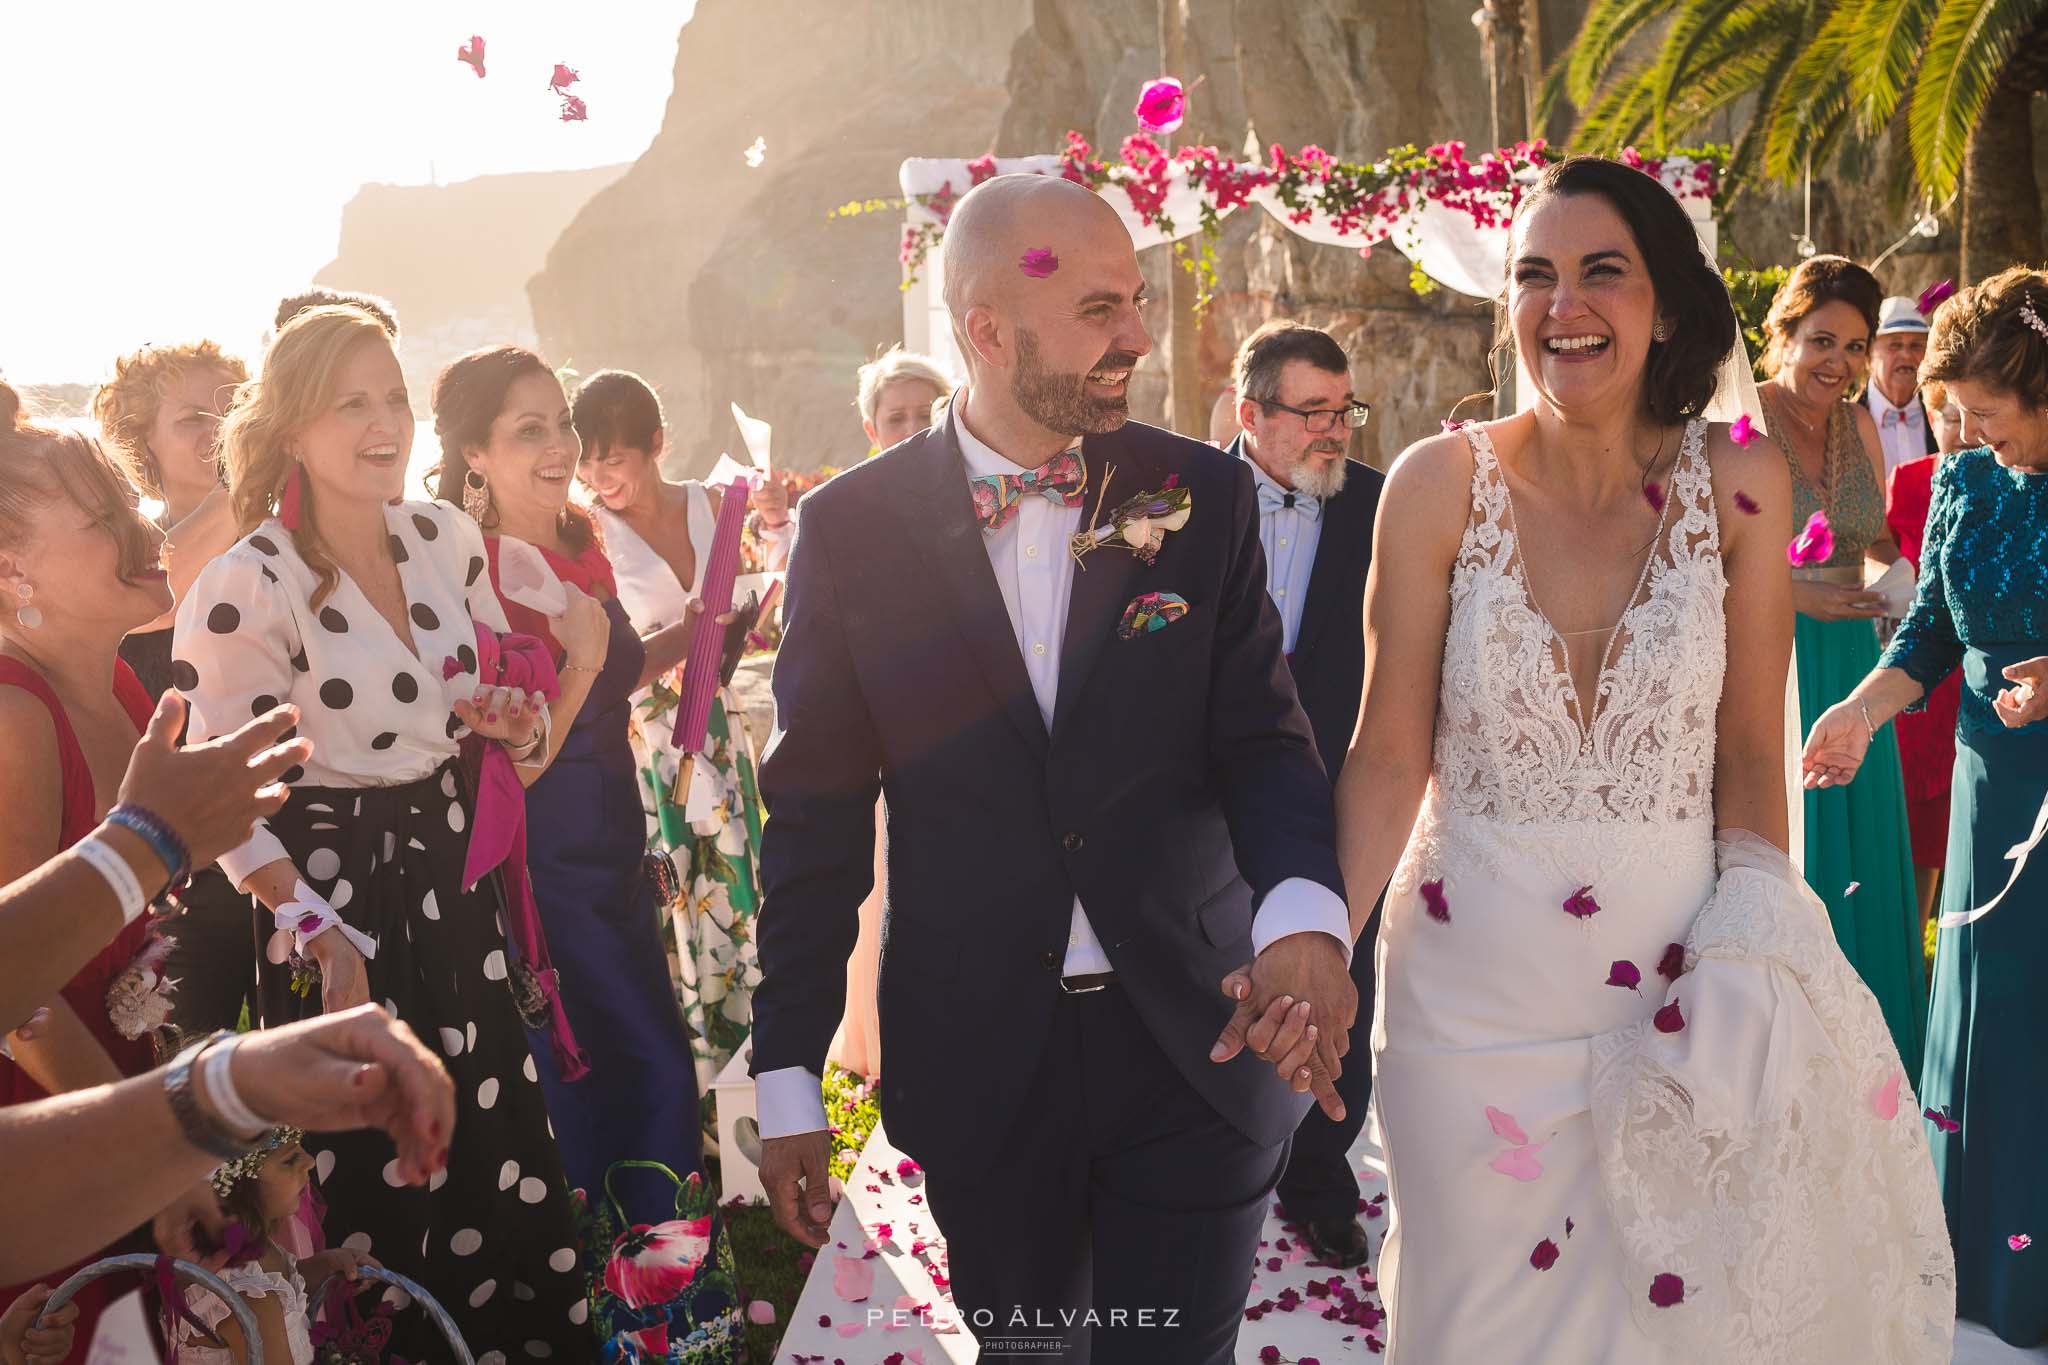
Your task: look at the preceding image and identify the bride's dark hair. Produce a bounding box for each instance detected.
[1498,156,1740,427]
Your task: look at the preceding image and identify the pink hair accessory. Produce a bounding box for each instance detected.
[279,465,305,530]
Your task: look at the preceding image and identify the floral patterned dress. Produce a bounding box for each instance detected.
[597,491,769,1100]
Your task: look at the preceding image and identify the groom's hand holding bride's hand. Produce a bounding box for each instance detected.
[762,1130,838,1248]
[1211,933,1356,1122]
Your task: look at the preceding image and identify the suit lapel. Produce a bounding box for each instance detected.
[1052,432,1157,739]
[894,418,1049,760]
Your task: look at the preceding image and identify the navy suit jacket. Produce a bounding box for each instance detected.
[751,411,1345,1178]
[1228,438,1385,781]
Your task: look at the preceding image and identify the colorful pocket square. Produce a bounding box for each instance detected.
[1118,591,1190,640]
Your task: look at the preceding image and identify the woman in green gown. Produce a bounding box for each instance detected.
[1804,267,2048,1348]
[1758,255,1925,1077]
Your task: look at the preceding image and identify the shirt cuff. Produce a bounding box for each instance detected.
[215,821,291,891]
[1250,877,1353,965]
[754,1065,831,1138]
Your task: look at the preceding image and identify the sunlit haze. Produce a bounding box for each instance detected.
[3,2,694,383]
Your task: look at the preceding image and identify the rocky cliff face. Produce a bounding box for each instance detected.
[317,165,628,409]
[528,0,1034,477]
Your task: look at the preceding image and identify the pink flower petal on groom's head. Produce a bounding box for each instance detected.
[1484,1105,1528,1145]
[1019,248,1060,278]
[1648,1272,1686,1307]
[1421,878,1451,923]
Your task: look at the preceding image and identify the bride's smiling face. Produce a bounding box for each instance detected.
[1509,192,1663,416]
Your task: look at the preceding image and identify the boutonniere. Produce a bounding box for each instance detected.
[1069,471,1192,567]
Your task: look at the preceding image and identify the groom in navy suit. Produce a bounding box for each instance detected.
[751,175,1356,1363]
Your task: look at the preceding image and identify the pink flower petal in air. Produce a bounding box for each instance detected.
[1606,959,1643,992]
[1729,414,1758,447]
[1657,942,1687,980]
[1844,881,1861,896]
[1490,1141,1548,1181]
[1421,878,1450,923]
[1133,77,1188,134]
[456,36,486,78]
[746,1300,776,1325]
[1787,510,1835,567]
[549,63,579,90]
[1871,1072,1902,1119]
[2011,1234,2034,1251]
[558,93,588,123]
[1734,491,1761,515]
[1653,998,1685,1033]
[1925,1105,1961,1134]
[1644,482,1665,513]
[1563,886,1601,920]
[1918,279,1957,317]
[1530,1238,1560,1271]
[1648,1273,1686,1307]
[1485,1106,1529,1145]
[1019,248,1060,278]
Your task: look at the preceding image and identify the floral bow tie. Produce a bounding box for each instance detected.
[1255,479,1322,521]
[970,448,1085,534]
[1881,406,1923,429]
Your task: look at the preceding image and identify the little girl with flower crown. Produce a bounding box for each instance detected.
[171,1129,375,1365]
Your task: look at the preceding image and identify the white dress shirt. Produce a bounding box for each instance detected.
[756,402,1352,1138]
[1867,386,1928,480]
[1240,447,1324,654]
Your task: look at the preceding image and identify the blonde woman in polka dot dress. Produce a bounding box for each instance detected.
[173,307,590,1362]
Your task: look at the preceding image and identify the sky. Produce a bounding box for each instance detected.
[3,1,695,383]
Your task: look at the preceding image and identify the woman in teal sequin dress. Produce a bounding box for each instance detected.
[1804,267,2048,1347]
[1759,257,1925,1076]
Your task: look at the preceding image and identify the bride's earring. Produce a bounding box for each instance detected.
[462,468,492,522]
[1652,321,1672,342]
[13,581,40,630]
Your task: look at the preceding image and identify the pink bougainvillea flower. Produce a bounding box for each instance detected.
[1563,886,1601,920]
[456,36,486,78]
[549,63,579,90]
[1530,1238,1560,1271]
[1918,279,1957,317]
[1648,1273,1686,1307]
[1871,1072,1902,1119]
[1734,490,1762,515]
[1606,959,1643,992]
[1421,878,1451,923]
[558,93,589,123]
[1485,1106,1529,1145]
[1644,481,1666,514]
[1019,248,1060,278]
[1258,1348,1282,1364]
[1133,76,1187,135]
[897,1157,921,1178]
[746,1300,776,1325]
[1925,1105,1961,1134]
[1787,510,1835,566]
[1490,1141,1548,1181]
[1653,998,1685,1034]
[1656,942,1687,980]
[603,1214,712,1308]
[2011,1234,2034,1251]
[1729,413,1759,447]
[1844,880,1862,896]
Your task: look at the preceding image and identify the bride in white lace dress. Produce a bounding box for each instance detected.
[1336,157,1953,1363]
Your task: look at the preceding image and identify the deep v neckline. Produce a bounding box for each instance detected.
[1485,425,1685,748]
[324,506,427,667]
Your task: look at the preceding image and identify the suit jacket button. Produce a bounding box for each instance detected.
[1062,832,1084,852]
[1041,951,1059,971]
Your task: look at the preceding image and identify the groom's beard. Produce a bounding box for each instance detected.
[1013,328,1140,436]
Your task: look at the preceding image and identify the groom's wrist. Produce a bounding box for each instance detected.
[755,1066,831,1139]
[1251,878,1353,965]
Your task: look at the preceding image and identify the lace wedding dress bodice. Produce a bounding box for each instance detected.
[1434,419,1725,827]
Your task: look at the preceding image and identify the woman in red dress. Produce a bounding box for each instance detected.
[0,382,180,1359]
[1884,378,1967,937]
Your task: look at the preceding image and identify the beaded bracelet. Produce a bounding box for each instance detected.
[105,803,191,899]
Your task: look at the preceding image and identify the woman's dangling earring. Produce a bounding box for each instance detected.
[14,581,40,630]
[462,468,492,522]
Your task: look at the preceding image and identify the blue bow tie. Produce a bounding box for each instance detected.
[1256,480,1322,521]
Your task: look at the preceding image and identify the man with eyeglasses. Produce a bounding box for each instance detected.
[1229,320,1384,1268]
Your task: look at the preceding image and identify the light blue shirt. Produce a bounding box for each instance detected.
[1241,445,1324,654]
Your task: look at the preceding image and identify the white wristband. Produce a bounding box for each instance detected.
[197,1035,269,1140]
[74,834,149,925]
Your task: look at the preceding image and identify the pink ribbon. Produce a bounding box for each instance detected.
[278,465,305,530]
[451,622,589,1081]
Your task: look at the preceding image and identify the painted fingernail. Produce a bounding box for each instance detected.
[1306,1025,1318,1040]
[485,712,497,723]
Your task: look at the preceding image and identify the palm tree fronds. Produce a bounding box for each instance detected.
[1650,0,1767,144]
[1845,0,1943,125]
[1908,0,2045,200]
[1565,0,1680,106]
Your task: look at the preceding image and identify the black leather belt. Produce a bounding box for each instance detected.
[1059,971,1117,994]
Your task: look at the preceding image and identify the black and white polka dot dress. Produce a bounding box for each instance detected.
[174,501,590,1362]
